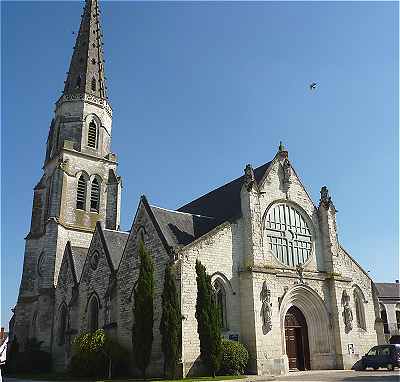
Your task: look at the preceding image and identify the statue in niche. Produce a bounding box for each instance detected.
[261,281,272,333]
[342,290,353,332]
[282,158,291,184]
[244,164,255,191]
[295,264,305,284]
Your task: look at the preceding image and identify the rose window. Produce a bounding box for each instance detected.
[265,203,312,267]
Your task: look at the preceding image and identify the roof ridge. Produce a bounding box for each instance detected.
[150,204,215,219]
[178,160,271,211]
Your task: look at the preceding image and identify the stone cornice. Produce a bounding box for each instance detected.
[56,93,112,118]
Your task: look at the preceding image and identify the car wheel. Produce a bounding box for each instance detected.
[387,363,394,371]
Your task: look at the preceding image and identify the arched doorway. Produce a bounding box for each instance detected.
[284,306,310,371]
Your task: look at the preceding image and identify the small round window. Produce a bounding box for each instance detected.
[265,203,312,267]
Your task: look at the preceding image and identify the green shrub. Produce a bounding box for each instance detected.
[68,330,129,378]
[218,339,249,375]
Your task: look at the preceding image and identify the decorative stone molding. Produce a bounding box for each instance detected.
[279,284,333,354]
[56,93,113,118]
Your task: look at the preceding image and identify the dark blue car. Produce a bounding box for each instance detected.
[361,344,400,371]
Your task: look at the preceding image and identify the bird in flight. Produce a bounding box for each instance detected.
[310,82,317,90]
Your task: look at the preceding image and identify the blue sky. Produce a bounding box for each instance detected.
[1,1,398,328]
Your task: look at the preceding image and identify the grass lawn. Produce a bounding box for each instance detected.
[98,376,247,382]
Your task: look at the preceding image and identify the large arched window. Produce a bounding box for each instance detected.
[58,304,68,345]
[214,280,228,331]
[90,178,100,212]
[380,304,389,334]
[353,288,366,330]
[76,175,87,210]
[87,120,97,148]
[88,296,99,332]
[265,203,313,267]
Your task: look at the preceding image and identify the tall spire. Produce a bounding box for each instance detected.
[63,0,108,99]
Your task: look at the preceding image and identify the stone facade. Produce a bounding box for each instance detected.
[10,0,383,377]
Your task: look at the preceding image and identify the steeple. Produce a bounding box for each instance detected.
[63,0,107,99]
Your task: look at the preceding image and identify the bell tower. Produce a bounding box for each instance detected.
[12,0,122,350]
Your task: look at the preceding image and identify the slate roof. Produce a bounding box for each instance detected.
[375,283,400,299]
[150,206,218,248]
[70,246,88,281]
[178,161,272,223]
[102,229,129,269]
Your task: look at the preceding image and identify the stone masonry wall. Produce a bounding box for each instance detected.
[117,202,172,377]
[179,222,243,376]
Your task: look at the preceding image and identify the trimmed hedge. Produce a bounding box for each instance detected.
[218,339,249,375]
[68,330,129,378]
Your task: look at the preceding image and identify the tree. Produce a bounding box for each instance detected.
[133,240,154,378]
[195,260,222,377]
[160,263,182,378]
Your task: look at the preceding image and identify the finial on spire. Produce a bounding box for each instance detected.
[63,0,108,99]
[278,141,285,152]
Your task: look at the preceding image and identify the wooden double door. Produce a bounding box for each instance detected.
[284,306,311,371]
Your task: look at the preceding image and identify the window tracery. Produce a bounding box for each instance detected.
[213,279,227,330]
[265,203,312,267]
[88,296,99,332]
[353,289,366,330]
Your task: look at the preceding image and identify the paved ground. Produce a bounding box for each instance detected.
[271,369,400,381]
[4,370,400,382]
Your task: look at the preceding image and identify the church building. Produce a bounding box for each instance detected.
[11,0,384,376]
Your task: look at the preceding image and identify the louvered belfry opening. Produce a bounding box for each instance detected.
[90,178,100,212]
[88,120,97,148]
[76,175,87,210]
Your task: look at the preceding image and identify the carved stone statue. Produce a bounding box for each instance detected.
[342,291,353,332]
[282,158,291,184]
[244,164,255,191]
[320,186,332,209]
[295,264,305,284]
[261,281,272,332]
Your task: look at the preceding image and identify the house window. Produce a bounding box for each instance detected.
[76,175,87,210]
[380,305,389,334]
[90,178,100,212]
[58,304,68,345]
[396,305,400,331]
[88,296,99,332]
[214,280,227,330]
[265,203,313,267]
[88,120,97,148]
